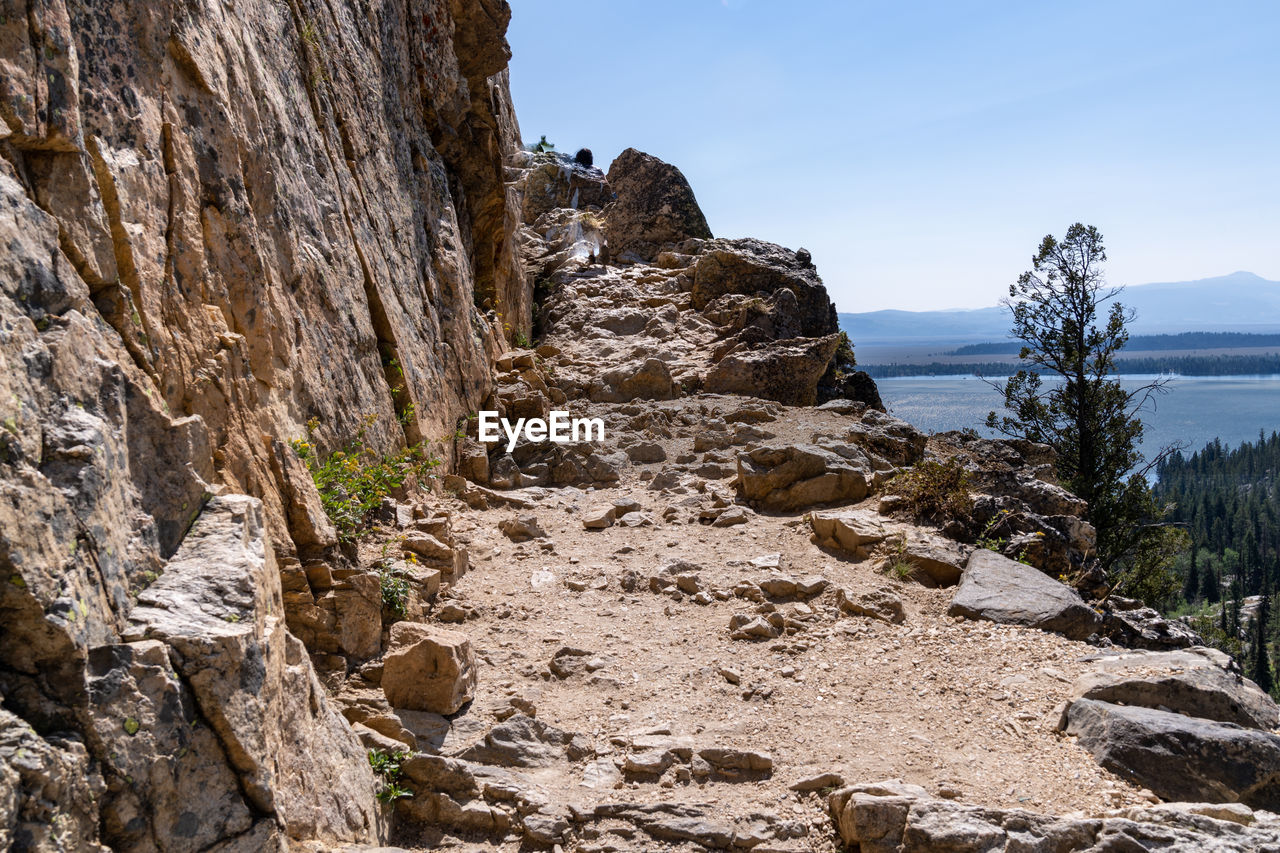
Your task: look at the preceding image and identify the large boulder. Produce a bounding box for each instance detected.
[736,444,870,511]
[947,549,1102,639]
[691,238,836,338]
[809,510,889,555]
[1063,698,1280,809]
[706,335,840,406]
[1067,649,1279,730]
[604,149,711,262]
[382,623,478,714]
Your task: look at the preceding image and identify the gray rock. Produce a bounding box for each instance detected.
[838,587,906,624]
[499,514,545,541]
[125,496,380,839]
[604,148,711,262]
[454,714,588,768]
[1064,698,1280,809]
[809,510,888,555]
[829,780,1280,853]
[948,549,1102,640]
[1068,649,1279,730]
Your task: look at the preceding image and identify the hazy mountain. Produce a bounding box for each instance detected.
[841,272,1280,344]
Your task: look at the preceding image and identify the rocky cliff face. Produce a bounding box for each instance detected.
[1,0,526,848]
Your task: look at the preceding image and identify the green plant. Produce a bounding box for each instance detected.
[513,329,531,349]
[890,457,973,523]
[976,509,1014,552]
[531,134,555,153]
[882,537,916,580]
[380,570,410,618]
[291,415,440,542]
[368,749,413,803]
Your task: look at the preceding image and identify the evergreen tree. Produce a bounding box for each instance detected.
[986,224,1176,601]
[1252,591,1274,694]
[1183,546,1201,603]
[1200,562,1221,604]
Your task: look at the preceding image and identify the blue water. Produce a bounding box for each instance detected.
[876,375,1280,460]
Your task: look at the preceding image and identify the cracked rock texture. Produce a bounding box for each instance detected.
[0,0,525,847]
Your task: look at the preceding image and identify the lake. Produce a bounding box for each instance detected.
[876,375,1280,461]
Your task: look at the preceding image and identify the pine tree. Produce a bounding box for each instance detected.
[1183,546,1201,603]
[1252,591,1274,693]
[986,224,1176,602]
[1201,560,1221,604]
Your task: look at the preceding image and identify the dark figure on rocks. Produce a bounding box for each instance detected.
[574,148,594,167]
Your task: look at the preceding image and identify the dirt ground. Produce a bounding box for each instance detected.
[383,399,1153,849]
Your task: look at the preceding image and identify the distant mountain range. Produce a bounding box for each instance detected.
[840,272,1280,344]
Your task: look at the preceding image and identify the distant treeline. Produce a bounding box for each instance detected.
[863,353,1280,378]
[949,331,1280,356]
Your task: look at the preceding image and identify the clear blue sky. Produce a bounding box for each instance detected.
[508,1,1278,312]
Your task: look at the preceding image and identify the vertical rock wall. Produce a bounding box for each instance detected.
[0,0,526,847]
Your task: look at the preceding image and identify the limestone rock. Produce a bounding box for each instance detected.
[691,238,836,338]
[604,149,711,262]
[828,780,1280,852]
[706,335,841,406]
[124,496,379,841]
[500,514,546,542]
[1067,649,1279,730]
[583,505,616,529]
[809,510,888,555]
[381,623,478,714]
[0,708,105,852]
[948,549,1102,640]
[838,587,906,624]
[1064,698,1280,809]
[736,443,870,511]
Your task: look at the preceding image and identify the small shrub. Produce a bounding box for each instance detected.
[291,415,439,542]
[883,538,916,580]
[890,457,973,523]
[368,749,413,803]
[380,570,410,618]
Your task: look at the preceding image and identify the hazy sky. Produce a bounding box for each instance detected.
[508,1,1278,312]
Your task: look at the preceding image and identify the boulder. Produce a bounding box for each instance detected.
[900,537,967,586]
[843,411,927,468]
[583,505,616,530]
[381,623,478,714]
[947,549,1102,640]
[604,148,711,262]
[838,588,906,624]
[706,335,841,406]
[1063,698,1280,809]
[691,238,836,338]
[736,444,870,511]
[1100,604,1203,650]
[1067,649,1279,730]
[809,510,888,555]
[499,514,546,541]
